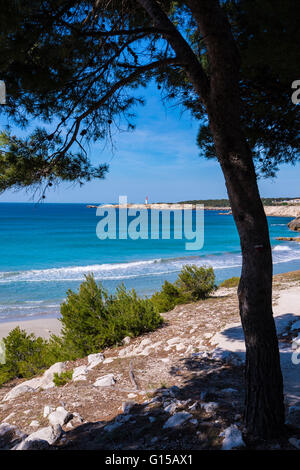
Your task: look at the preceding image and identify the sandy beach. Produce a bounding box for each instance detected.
[0,317,61,340]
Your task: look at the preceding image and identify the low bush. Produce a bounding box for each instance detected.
[0,327,54,386]
[175,265,216,301]
[219,276,240,288]
[150,280,191,313]
[59,274,163,358]
[53,370,73,387]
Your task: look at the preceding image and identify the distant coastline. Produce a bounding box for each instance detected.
[87,203,300,219]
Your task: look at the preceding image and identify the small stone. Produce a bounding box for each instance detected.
[29,420,39,428]
[48,406,72,427]
[163,412,192,429]
[43,406,54,418]
[15,425,62,450]
[94,373,116,387]
[220,425,245,450]
[87,353,105,370]
[123,336,131,345]
[103,358,114,364]
[122,402,135,414]
[200,402,219,413]
[72,365,88,381]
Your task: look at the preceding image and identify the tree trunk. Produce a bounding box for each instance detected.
[184,0,285,440]
[209,115,285,439]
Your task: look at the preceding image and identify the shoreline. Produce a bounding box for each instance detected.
[1,269,300,340]
[0,317,61,340]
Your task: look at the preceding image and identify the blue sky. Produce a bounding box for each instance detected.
[0,83,299,203]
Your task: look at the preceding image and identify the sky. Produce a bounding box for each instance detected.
[0,83,299,204]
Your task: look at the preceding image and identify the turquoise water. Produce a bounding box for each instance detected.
[0,202,299,321]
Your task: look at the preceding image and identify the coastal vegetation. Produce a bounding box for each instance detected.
[0,266,215,386]
[219,277,240,288]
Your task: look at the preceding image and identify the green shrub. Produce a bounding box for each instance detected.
[219,276,240,288]
[150,280,191,313]
[175,265,216,300]
[53,369,73,387]
[60,274,163,358]
[0,327,53,386]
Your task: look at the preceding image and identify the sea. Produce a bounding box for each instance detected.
[0,202,299,322]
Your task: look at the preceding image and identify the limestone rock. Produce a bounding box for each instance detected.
[87,353,105,370]
[15,425,62,450]
[3,362,66,401]
[48,406,72,427]
[94,374,116,387]
[288,217,300,232]
[220,425,245,450]
[163,412,192,429]
[0,422,26,449]
[73,365,88,381]
[43,405,55,418]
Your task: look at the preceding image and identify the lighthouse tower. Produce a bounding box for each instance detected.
[145,196,148,204]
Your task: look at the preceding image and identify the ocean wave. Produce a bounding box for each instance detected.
[0,243,300,285]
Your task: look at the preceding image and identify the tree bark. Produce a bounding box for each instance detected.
[138,0,285,439]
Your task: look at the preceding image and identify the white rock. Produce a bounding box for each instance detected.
[3,362,66,401]
[43,405,54,418]
[164,402,178,414]
[127,393,137,399]
[139,338,152,348]
[167,337,181,346]
[48,406,72,427]
[72,365,88,380]
[163,412,192,429]
[200,402,219,413]
[211,348,243,366]
[93,373,116,387]
[122,402,135,414]
[41,362,67,389]
[0,422,16,437]
[123,336,131,345]
[15,425,62,450]
[87,353,105,370]
[103,358,114,364]
[29,420,39,428]
[3,384,36,402]
[73,374,87,382]
[220,425,245,450]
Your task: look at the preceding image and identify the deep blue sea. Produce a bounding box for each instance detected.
[0,203,299,322]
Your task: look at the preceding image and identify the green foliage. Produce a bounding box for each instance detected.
[151,265,216,313]
[59,274,163,358]
[0,131,108,194]
[0,327,53,386]
[53,370,73,387]
[176,265,216,301]
[219,277,240,288]
[151,280,190,313]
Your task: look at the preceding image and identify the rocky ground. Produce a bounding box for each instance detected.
[1,271,300,451]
